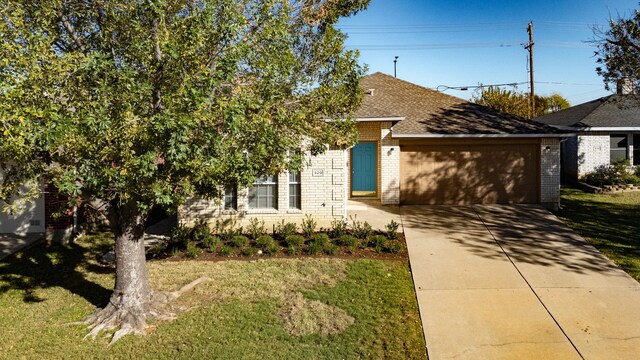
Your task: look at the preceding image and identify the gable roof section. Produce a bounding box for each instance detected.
[357,72,561,136]
[534,94,640,128]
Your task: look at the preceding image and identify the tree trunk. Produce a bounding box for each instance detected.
[111,201,151,319]
[79,201,153,344]
[77,200,208,345]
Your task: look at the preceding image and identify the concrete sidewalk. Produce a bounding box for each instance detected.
[402,205,640,359]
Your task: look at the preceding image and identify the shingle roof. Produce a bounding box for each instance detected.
[357,72,560,135]
[534,94,640,128]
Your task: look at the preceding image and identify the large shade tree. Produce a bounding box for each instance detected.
[0,0,368,343]
[593,6,640,91]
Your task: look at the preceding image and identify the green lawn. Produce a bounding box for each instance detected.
[0,234,426,359]
[557,187,640,281]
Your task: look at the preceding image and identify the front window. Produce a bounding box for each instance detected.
[248,175,278,209]
[289,171,301,210]
[610,135,628,163]
[223,186,237,210]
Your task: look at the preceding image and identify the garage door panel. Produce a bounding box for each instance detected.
[400,144,538,205]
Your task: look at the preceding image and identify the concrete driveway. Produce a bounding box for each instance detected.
[402,205,640,360]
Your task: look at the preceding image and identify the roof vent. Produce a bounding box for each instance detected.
[616,78,635,95]
[364,88,375,96]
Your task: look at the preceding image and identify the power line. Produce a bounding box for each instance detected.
[437,82,528,92]
[346,42,520,50]
[346,41,588,51]
[436,81,602,92]
[338,20,593,30]
[536,81,602,86]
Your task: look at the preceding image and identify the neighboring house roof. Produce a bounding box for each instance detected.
[534,94,640,129]
[357,72,562,136]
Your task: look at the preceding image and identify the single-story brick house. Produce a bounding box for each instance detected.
[534,84,639,181]
[180,72,566,228]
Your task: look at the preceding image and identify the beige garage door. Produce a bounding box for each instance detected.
[400,142,539,205]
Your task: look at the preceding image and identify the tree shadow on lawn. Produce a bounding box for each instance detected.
[556,194,640,277]
[0,239,112,306]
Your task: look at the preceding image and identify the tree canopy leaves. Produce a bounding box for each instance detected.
[472,86,570,119]
[0,0,369,213]
[593,6,640,92]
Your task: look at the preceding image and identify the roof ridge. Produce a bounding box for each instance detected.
[363,72,468,104]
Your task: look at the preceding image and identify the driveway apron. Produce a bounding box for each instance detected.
[402,205,640,360]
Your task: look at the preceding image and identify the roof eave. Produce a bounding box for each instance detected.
[324,116,405,122]
[569,126,640,131]
[355,116,405,122]
[391,133,574,138]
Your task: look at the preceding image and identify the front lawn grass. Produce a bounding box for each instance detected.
[0,234,426,359]
[558,187,640,281]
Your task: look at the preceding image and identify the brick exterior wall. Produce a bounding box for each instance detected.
[380,124,400,204]
[179,148,347,230]
[44,182,74,242]
[576,134,610,178]
[540,138,561,210]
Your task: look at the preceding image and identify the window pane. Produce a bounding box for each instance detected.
[224,186,237,210]
[610,149,627,163]
[289,184,300,209]
[610,135,627,149]
[249,176,278,209]
[248,186,258,208]
[610,135,628,163]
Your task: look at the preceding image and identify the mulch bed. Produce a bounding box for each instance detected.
[150,233,408,263]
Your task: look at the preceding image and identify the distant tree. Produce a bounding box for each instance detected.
[472,87,570,118]
[0,0,368,344]
[592,6,640,92]
[544,93,571,113]
[472,86,529,118]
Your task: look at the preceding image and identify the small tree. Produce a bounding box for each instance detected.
[0,0,368,343]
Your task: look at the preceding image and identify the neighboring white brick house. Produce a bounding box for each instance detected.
[536,89,640,182]
[561,134,611,180]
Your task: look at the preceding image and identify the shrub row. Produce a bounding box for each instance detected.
[162,216,405,259]
[584,159,640,187]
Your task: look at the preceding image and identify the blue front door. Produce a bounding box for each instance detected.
[352,142,377,195]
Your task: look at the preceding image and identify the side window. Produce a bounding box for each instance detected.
[610,135,628,163]
[248,175,278,209]
[223,186,237,210]
[289,171,301,210]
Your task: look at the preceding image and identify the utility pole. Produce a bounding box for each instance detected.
[524,21,535,118]
[393,56,399,77]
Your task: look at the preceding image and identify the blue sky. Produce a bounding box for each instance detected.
[337,0,637,105]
